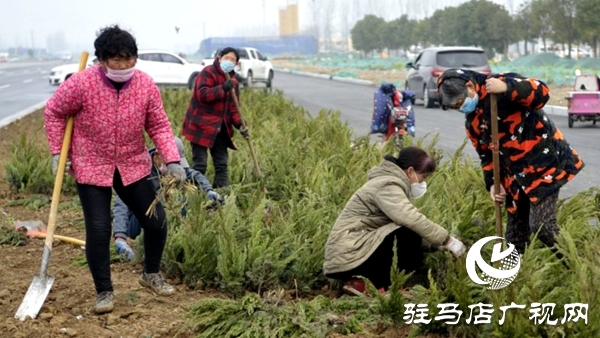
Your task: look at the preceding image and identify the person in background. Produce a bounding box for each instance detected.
[45,25,186,314]
[113,136,223,260]
[323,146,466,296]
[437,69,584,256]
[182,47,249,189]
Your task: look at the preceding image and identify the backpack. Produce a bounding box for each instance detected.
[370,83,396,134]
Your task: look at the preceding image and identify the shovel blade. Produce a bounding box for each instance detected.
[14,274,55,321]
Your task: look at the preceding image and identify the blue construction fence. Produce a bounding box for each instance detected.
[199,35,318,58]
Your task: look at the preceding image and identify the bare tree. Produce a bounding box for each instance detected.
[398,0,410,17]
[307,0,323,44]
[321,0,337,51]
[339,0,356,50]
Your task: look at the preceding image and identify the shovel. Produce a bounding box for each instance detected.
[14,220,86,247]
[224,72,263,178]
[490,94,504,245]
[14,51,89,321]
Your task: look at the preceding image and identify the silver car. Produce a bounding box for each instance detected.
[405,46,491,108]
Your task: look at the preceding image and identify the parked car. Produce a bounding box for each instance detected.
[48,57,98,85]
[201,51,218,68]
[199,47,273,88]
[48,50,204,89]
[236,47,273,88]
[404,46,491,108]
[136,49,204,88]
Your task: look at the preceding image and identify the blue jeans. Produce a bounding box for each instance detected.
[112,167,211,240]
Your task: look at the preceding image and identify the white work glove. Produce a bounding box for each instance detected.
[115,239,135,261]
[51,154,71,176]
[207,190,224,204]
[442,236,467,257]
[166,163,187,185]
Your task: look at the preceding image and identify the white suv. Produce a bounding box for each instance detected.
[48,57,98,85]
[48,50,204,89]
[235,47,274,88]
[136,50,204,88]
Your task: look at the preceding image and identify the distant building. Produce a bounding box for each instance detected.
[319,37,353,52]
[279,0,299,36]
[7,47,47,58]
[199,35,318,57]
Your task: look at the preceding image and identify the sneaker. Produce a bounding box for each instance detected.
[342,279,388,297]
[139,272,175,296]
[343,279,367,297]
[94,291,114,314]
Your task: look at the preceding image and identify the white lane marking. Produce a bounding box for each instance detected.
[23,79,33,83]
[40,70,47,74]
[41,76,48,79]
[0,84,10,90]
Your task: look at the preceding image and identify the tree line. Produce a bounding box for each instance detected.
[350,0,600,59]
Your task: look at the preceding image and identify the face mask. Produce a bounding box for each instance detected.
[220,60,236,73]
[410,171,427,199]
[458,92,479,114]
[106,66,135,82]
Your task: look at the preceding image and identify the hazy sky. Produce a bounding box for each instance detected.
[0,0,521,54]
[0,0,298,53]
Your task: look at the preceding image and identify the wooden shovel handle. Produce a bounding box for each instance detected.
[40,51,88,274]
[224,72,263,178]
[490,93,503,241]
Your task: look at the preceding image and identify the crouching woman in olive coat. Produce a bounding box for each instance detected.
[323,146,467,296]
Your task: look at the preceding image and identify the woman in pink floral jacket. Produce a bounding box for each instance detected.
[44,25,186,314]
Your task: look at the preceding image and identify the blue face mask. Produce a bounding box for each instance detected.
[220,60,236,73]
[458,92,479,114]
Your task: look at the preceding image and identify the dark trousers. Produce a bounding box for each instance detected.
[191,129,230,188]
[76,169,168,294]
[327,227,424,290]
[506,189,560,254]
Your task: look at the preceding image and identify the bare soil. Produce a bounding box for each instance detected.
[0,111,203,338]
[0,112,435,337]
[271,59,572,107]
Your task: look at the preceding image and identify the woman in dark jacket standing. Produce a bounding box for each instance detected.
[437,69,584,256]
[181,47,249,188]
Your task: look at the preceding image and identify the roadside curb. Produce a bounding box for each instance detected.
[275,68,568,117]
[543,105,567,117]
[275,68,375,87]
[0,100,47,130]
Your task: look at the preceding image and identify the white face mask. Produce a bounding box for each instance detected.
[410,171,427,199]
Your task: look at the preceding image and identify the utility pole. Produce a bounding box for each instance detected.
[262,0,266,36]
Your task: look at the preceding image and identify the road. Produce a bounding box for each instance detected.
[0,61,63,121]
[272,71,599,199]
[0,63,596,198]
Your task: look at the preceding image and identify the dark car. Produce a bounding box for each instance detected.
[404,46,491,108]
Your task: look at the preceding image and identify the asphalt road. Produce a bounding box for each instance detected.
[0,61,63,121]
[272,70,599,198]
[0,63,596,198]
